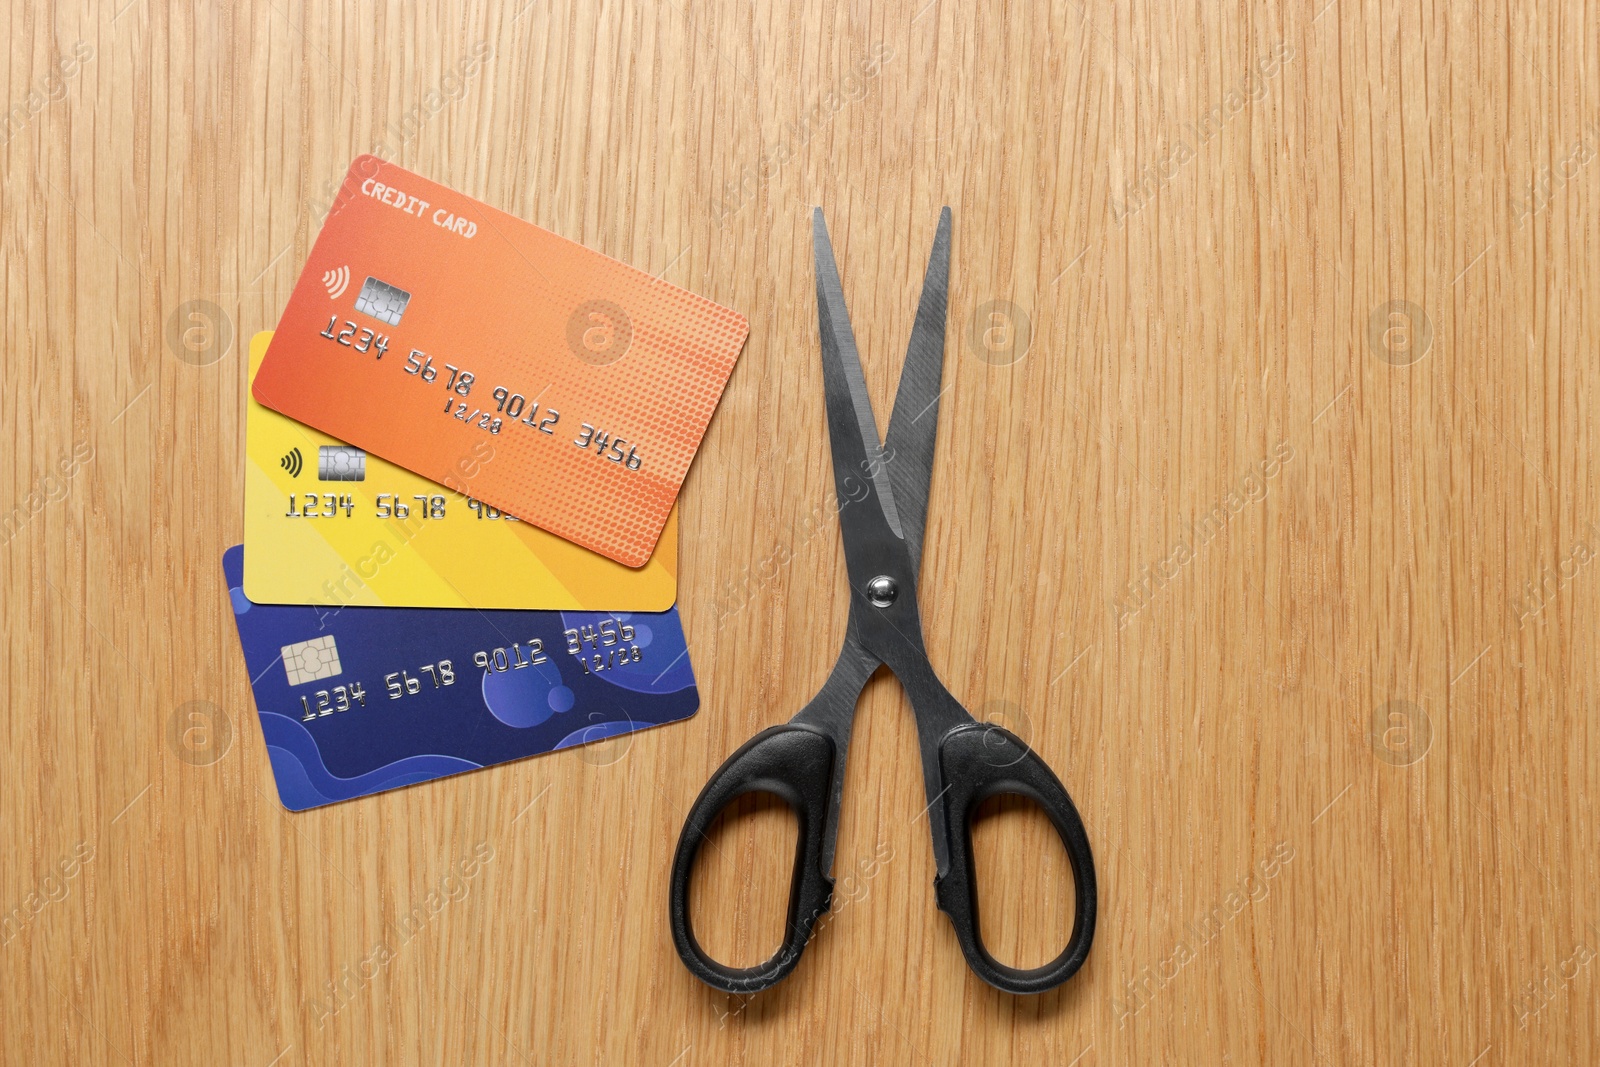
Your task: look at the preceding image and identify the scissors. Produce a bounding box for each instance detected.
[668,208,1097,996]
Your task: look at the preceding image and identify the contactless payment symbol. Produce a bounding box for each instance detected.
[322,265,350,300]
[250,157,749,567]
[282,635,342,686]
[242,332,681,611]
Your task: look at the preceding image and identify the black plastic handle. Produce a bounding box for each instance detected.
[668,724,838,994]
[932,723,1097,994]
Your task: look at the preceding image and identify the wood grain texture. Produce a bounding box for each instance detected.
[3,1,1596,1063]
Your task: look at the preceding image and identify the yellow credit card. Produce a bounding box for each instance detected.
[243,332,677,610]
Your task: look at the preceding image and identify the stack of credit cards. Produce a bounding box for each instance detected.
[229,158,748,810]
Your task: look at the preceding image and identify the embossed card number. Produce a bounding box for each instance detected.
[253,156,748,567]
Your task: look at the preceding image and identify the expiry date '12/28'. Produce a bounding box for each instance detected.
[315,316,647,472]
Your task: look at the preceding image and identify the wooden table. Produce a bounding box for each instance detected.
[4,2,1595,1063]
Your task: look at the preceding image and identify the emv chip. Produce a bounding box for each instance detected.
[354,276,410,326]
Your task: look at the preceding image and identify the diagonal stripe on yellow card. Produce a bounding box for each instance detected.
[243,332,677,610]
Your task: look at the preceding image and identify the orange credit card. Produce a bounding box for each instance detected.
[253,156,748,567]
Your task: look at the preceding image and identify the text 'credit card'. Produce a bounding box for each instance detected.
[252,156,748,567]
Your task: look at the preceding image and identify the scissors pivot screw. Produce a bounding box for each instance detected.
[669,208,1097,998]
[865,575,899,607]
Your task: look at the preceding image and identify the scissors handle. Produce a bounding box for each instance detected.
[668,724,838,994]
[931,722,1097,994]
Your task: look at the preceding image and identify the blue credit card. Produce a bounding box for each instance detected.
[223,545,698,810]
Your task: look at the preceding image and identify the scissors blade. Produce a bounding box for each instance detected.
[813,208,904,541]
[882,207,952,569]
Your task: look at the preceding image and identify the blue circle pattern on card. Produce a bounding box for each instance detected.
[221,546,699,811]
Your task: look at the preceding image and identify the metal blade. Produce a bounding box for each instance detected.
[813,208,903,540]
[882,207,952,570]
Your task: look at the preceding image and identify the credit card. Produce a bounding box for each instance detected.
[252,156,749,567]
[242,332,678,611]
[224,545,698,811]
